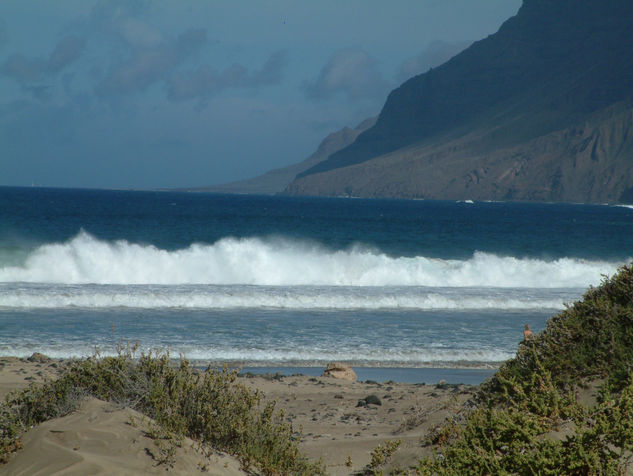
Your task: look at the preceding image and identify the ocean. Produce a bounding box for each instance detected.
[0,187,631,381]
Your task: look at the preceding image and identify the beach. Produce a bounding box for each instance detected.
[239,371,478,474]
[2,190,631,473]
[0,356,484,475]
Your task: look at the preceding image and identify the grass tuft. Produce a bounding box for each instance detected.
[0,345,324,475]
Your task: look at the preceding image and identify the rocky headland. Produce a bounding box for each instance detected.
[285,0,633,203]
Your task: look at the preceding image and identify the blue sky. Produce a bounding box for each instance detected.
[0,0,521,189]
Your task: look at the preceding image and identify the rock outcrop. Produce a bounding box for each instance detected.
[27,352,51,363]
[322,362,357,382]
[286,100,633,203]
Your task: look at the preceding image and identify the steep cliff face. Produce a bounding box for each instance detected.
[286,101,633,203]
[288,0,633,202]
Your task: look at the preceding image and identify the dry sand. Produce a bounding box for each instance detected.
[241,373,476,475]
[0,357,479,475]
[0,357,245,476]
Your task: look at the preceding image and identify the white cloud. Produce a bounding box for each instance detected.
[396,40,470,82]
[167,51,287,101]
[304,48,390,101]
[95,28,206,96]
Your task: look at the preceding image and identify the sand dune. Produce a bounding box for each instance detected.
[0,358,476,475]
[2,397,245,476]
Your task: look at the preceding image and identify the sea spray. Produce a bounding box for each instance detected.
[0,231,621,288]
[0,340,515,364]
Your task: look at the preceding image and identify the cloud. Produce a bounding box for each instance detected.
[89,0,158,46]
[396,40,470,82]
[23,85,54,102]
[304,48,389,101]
[1,35,86,84]
[1,55,47,82]
[166,50,287,101]
[116,17,163,48]
[95,28,206,96]
[47,36,86,72]
[250,50,286,85]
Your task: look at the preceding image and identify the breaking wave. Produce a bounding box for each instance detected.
[0,231,621,288]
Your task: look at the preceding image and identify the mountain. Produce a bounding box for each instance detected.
[285,0,633,203]
[187,117,375,195]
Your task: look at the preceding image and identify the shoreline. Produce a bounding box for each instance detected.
[0,353,501,384]
[237,366,497,385]
[0,354,484,474]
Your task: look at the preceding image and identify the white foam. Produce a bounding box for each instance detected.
[0,231,621,288]
[0,284,576,310]
[0,343,513,364]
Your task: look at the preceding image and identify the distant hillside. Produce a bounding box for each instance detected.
[188,117,375,195]
[286,100,633,202]
[286,0,633,203]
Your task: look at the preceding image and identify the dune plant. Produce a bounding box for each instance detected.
[416,264,633,475]
[0,346,324,475]
[487,264,633,395]
[362,439,402,475]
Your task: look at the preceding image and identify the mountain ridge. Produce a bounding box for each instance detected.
[286,0,633,203]
[286,99,633,203]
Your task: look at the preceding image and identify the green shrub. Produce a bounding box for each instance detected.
[364,439,401,475]
[417,265,633,475]
[0,348,324,475]
[484,265,633,398]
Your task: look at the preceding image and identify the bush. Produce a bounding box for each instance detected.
[417,265,633,475]
[484,265,633,398]
[0,347,324,475]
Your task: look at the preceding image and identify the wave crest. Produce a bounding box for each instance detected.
[0,232,621,288]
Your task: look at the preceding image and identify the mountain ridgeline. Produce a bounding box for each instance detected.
[286,0,633,203]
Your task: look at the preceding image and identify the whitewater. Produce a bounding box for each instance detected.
[0,231,617,288]
[1,187,631,367]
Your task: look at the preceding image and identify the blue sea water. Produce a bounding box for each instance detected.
[0,187,631,371]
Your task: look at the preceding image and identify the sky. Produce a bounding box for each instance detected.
[0,0,522,189]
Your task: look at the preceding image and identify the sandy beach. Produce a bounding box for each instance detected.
[0,356,481,475]
[240,371,477,475]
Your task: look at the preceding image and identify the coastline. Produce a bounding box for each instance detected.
[237,366,497,385]
[0,355,484,474]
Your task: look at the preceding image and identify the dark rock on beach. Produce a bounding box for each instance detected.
[27,353,51,363]
[357,394,382,407]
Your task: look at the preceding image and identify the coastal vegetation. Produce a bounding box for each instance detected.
[0,346,324,475]
[416,264,633,475]
[2,265,633,474]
